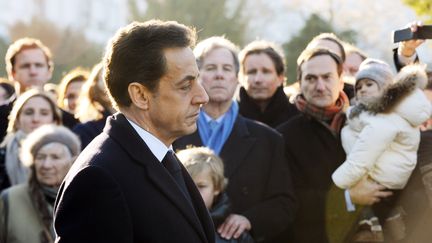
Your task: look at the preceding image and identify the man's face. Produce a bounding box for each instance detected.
[63,80,85,113]
[199,47,238,104]
[12,48,52,91]
[241,53,284,102]
[147,47,209,143]
[192,169,220,209]
[300,55,343,108]
[344,52,364,77]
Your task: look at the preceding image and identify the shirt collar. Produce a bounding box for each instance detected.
[126,118,172,162]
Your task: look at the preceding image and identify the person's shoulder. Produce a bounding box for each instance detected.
[62,159,120,195]
[2,183,27,195]
[240,115,282,138]
[74,135,118,168]
[276,113,304,133]
[73,118,106,132]
[72,122,91,134]
[1,183,29,202]
[71,130,138,180]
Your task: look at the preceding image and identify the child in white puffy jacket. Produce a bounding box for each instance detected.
[332,59,431,224]
[333,59,431,190]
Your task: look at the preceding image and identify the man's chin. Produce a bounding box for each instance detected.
[181,124,197,136]
[251,94,270,102]
[311,100,333,108]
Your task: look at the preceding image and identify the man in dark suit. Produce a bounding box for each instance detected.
[53,20,214,243]
[393,21,424,72]
[174,36,296,243]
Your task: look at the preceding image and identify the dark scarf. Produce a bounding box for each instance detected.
[237,86,295,127]
[295,91,349,135]
[210,192,232,228]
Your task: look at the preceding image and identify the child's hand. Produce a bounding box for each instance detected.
[217,214,251,240]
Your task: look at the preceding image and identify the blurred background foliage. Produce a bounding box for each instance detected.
[128,0,248,45]
[403,0,432,24]
[0,16,102,83]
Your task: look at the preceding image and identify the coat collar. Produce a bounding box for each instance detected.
[219,115,256,177]
[237,86,290,125]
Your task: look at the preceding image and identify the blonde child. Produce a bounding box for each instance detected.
[177,147,254,243]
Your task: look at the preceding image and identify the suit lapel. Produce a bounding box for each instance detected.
[220,116,256,178]
[106,113,210,242]
[145,161,210,243]
[181,164,215,242]
[174,116,256,178]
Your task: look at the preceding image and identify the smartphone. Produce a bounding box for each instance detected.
[393,25,432,43]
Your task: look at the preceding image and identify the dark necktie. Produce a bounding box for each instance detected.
[162,150,193,204]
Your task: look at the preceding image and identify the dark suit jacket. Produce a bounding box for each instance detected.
[54,113,215,243]
[174,115,296,243]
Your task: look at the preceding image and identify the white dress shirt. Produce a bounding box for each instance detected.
[127,118,172,162]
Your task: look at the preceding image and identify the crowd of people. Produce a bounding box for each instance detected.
[0,18,430,243]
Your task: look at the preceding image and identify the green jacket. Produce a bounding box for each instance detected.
[0,184,50,243]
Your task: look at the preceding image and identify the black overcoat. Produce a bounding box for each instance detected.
[54,113,215,243]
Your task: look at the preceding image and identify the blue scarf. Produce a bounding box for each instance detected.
[198,101,239,155]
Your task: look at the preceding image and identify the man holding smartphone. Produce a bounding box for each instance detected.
[393,21,428,71]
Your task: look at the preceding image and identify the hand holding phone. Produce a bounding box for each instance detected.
[393,25,432,43]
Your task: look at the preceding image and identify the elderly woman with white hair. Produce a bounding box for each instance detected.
[0,124,80,243]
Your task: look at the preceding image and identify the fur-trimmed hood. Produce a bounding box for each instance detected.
[349,64,431,126]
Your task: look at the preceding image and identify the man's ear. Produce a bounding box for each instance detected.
[9,69,16,82]
[128,82,150,110]
[277,74,285,86]
[47,67,53,81]
[339,76,345,91]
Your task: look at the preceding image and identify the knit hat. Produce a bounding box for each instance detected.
[20,124,81,167]
[355,58,394,91]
